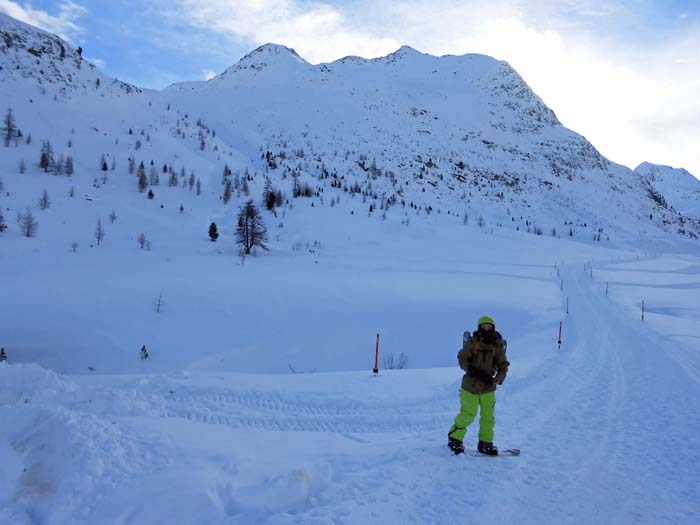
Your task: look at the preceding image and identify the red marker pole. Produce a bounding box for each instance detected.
[558,321,563,350]
[373,334,380,374]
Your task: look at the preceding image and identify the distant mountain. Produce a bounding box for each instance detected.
[1,13,698,244]
[635,162,700,219]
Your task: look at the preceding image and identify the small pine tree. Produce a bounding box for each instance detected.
[39,141,54,172]
[95,218,105,245]
[3,108,16,147]
[140,345,149,360]
[129,157,135,174]
[17,208,38,237]
[208,222,219,242]
[196,178,202,196]
[223,179,233,204]
[19,159,26,174]
[100,154,108,171]
[109,209,117,223]
[137,232,147,249]
[138,169,148,193]
[0,209,7,232]
[54,155,64,176]
[65,156,74,176]
[147,189,154,199]
[0,347,6,362]
[38,189,50,210]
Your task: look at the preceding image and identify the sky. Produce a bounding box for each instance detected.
[1,0,699,177]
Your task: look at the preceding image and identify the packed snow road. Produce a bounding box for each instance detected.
[1,258,699,524]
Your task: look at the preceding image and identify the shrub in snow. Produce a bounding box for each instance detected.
[383,352,409,370]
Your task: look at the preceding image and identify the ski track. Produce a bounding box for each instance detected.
[103,256,696,524]
[105,257,696,524]
[4,257,699,524]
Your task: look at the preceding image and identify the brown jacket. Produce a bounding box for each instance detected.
[458,331,509,394]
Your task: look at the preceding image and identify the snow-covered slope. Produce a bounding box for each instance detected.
[2,254,699,524]
[2,14,700,524]
[162,43,700,243]
[0,12,137,96]
[635,161,700,219]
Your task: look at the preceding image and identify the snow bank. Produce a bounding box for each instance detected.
[0,364,165,523]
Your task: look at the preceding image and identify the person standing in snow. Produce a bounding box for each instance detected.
[448,316,509,455]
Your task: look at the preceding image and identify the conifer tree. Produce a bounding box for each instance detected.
[236,200,268,254]
[208,222,219,242]
[17,208,38,237]
[3,108,16,147]
[223,179,233,204]
[138,165,148,192]
[38,189,50,210]
[65,156,74,176]
[0,209,6,232]
[95,218,105,245]
[39,141,54,172]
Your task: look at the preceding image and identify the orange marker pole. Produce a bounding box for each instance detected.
[373,334,380,374]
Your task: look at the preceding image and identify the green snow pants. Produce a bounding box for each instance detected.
[448,389,496,443]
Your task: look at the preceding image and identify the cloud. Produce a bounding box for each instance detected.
[202,68,217,80]
[167,0,400,62]
[137,0,700,174]
[0,0,87,42]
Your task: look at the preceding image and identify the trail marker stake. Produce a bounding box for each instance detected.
[558,321,563,350]
[641,300,645,321]
[373,333,380,374]
[606,282,609,295]
[566,296,569,315]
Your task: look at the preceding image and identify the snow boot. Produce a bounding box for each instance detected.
[448,436,465,455]
[477,440,498,456]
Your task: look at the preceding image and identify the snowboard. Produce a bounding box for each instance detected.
[468,448,520,457]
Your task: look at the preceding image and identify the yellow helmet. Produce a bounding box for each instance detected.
[477,316,495,327]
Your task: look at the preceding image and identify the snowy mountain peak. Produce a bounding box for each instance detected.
[635,162,700,218]
[231,43,308,71]
[382,45,423,62]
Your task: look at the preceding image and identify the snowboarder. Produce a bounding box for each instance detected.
[448,316,509,455]
[0,347,6,362]
[140,345,149,360]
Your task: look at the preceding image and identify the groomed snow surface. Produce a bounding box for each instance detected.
[2,246,699,524]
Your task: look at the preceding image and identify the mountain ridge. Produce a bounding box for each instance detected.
[1,12,698,244]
